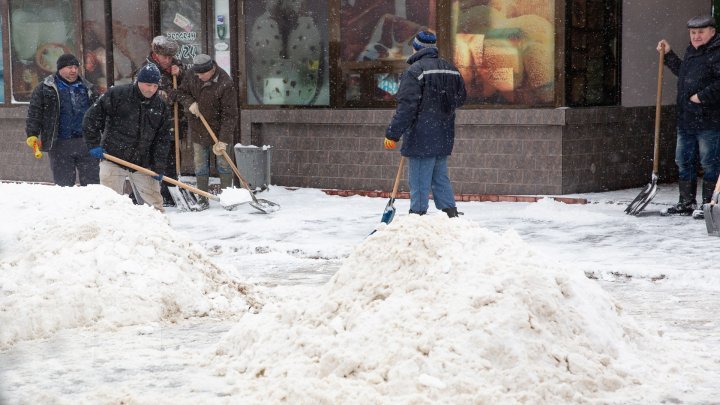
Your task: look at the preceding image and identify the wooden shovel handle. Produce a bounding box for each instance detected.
[653,45,664,175]
[172,75,181,177]
[391,156,405,199]
[103,153,217,201]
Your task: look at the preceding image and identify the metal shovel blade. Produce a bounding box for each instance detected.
[380,199,397,225]
[250,198,280,214]
[625,180,657,216]
[703,204,720,236]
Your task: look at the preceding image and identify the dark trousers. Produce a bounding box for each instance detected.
[48,137,100,186]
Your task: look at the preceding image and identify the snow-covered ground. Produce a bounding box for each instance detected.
[0,182,718,404]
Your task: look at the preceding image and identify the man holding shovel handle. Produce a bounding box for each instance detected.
[657,15,720,218]
[176,54,238,210]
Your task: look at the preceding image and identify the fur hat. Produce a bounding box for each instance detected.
[687,15,716,29]
[136,63,161,84]
[412,30,437,51]
[56,53,80,71]
[192,54,214,73]
[151,35,179,56]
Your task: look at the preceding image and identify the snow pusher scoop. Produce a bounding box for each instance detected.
[370,156,405,235]
[103,153,245,211]
[703,176,720,236]
[196,111,279,214]
[626,45,664,216]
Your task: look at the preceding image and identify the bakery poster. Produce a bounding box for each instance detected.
[245,1,329,106]
[453,0,555,105]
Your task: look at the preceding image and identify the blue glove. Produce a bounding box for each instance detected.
[151,172,164,182]
[89,146,106,159]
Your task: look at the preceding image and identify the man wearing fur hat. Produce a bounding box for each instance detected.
[83,63,173,212]
[176,54,238,210]
[384,30,467,218]
[134,35,187,207]
[25,53,100,186]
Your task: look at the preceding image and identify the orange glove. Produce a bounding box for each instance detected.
[26,136,42,158]
[384,138,397,150]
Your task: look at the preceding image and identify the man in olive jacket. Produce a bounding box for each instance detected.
[176,54,238,209]
[83,63,173,212]
[25,54,100,186]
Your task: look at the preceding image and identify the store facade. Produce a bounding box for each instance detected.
[0,1,713,195]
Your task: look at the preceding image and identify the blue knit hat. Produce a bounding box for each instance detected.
[412,30,437,51]
[136,63,161,84]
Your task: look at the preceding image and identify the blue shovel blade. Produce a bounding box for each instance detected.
[381,205,396,225]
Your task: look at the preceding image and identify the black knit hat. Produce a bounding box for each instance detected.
[687,15,716,29]
[192,54,214,73]
[56,54,80,71]
[136,63,161,84]
[412,30,437,51]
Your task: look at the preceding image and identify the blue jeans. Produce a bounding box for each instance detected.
[675,128,720,183]
[193,143,232,177]
[407,156,456,213]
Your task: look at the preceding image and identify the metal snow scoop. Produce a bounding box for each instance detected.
[370,156,405,235]
[626,45,664,216]
[703,177,720,236]
[103,153,245,211]
[196,111,280,214]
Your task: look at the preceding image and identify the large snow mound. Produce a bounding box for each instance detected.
[0,183,256,350]
[214,214,657,403]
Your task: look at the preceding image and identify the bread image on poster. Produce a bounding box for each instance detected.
[453,0,555,104]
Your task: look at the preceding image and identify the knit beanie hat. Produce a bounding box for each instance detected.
[56,54,80,71]
[412,30,437,51]
[192,54,214,73]
[136,63,161,84]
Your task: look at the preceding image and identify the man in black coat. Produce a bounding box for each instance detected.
[385,30,467,218]
[658,15,720,217]
[25,54,100,186]
[83,63,173,212]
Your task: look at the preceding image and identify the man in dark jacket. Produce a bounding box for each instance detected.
[25,54,100,186]
[385,30,467,218]
[134,35,186,207]
[176,54,238,210]
[659,15,720,217]
[83,63,173,212]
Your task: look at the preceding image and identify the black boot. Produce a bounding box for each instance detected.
[442,207,459,218]
[662,180,697,216]
[693,180,718,219]
[409,210,426,215]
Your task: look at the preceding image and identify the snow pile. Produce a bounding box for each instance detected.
[214,214,655,403]
[0,183,256,349]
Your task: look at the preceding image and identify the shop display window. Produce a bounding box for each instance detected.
[452,0,556,106]
[111,1,151,85]
[160,0,205,67]
[9,0,78,102]
[82,0,108,93]
[340,0,435,106]
[244,0,329,106]
[214,0,231,74]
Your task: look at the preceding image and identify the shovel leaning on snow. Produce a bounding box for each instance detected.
[703,176,720,236]
[370,156,405,235]
[626,45,664,216]
[103,153,246,211]
[195,111,279,214]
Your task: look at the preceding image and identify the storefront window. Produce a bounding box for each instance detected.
[0,13,4,103]
[340,0,435,105]
[111,1,151,85]
[9,0,78,102]
[82,0,108,93]
[244,0,329,106]
[451,0,555,105]
[160,0,205,67]
[214,0,231,74]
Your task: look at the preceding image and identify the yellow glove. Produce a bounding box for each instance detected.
[212,141,228,156]
[188,102,200,117]
[26,136,42,158]
[384,138,397,150]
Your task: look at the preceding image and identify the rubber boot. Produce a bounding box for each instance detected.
[409,210,426,215]
[693,179,717,219]
[662,180,697,216]
[442,207,459,218]
[196,175,210,210]
[219,174,233,191]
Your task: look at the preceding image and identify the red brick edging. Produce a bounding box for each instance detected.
[321,189,588,205]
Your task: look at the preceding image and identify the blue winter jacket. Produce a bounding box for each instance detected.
[386,47,466,158]
[665,33,720,130]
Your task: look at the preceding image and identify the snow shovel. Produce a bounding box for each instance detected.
[703,176,720,236]
[369,156,405,235]
[103,153,245,211]
[626,46,664,216]
[196,111,280,214]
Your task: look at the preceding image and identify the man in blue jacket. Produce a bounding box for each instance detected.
[385,30,467,218]
[25,54,99,186]
[658,15,720,217]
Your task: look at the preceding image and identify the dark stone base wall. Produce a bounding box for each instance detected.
[1,106,678,196]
